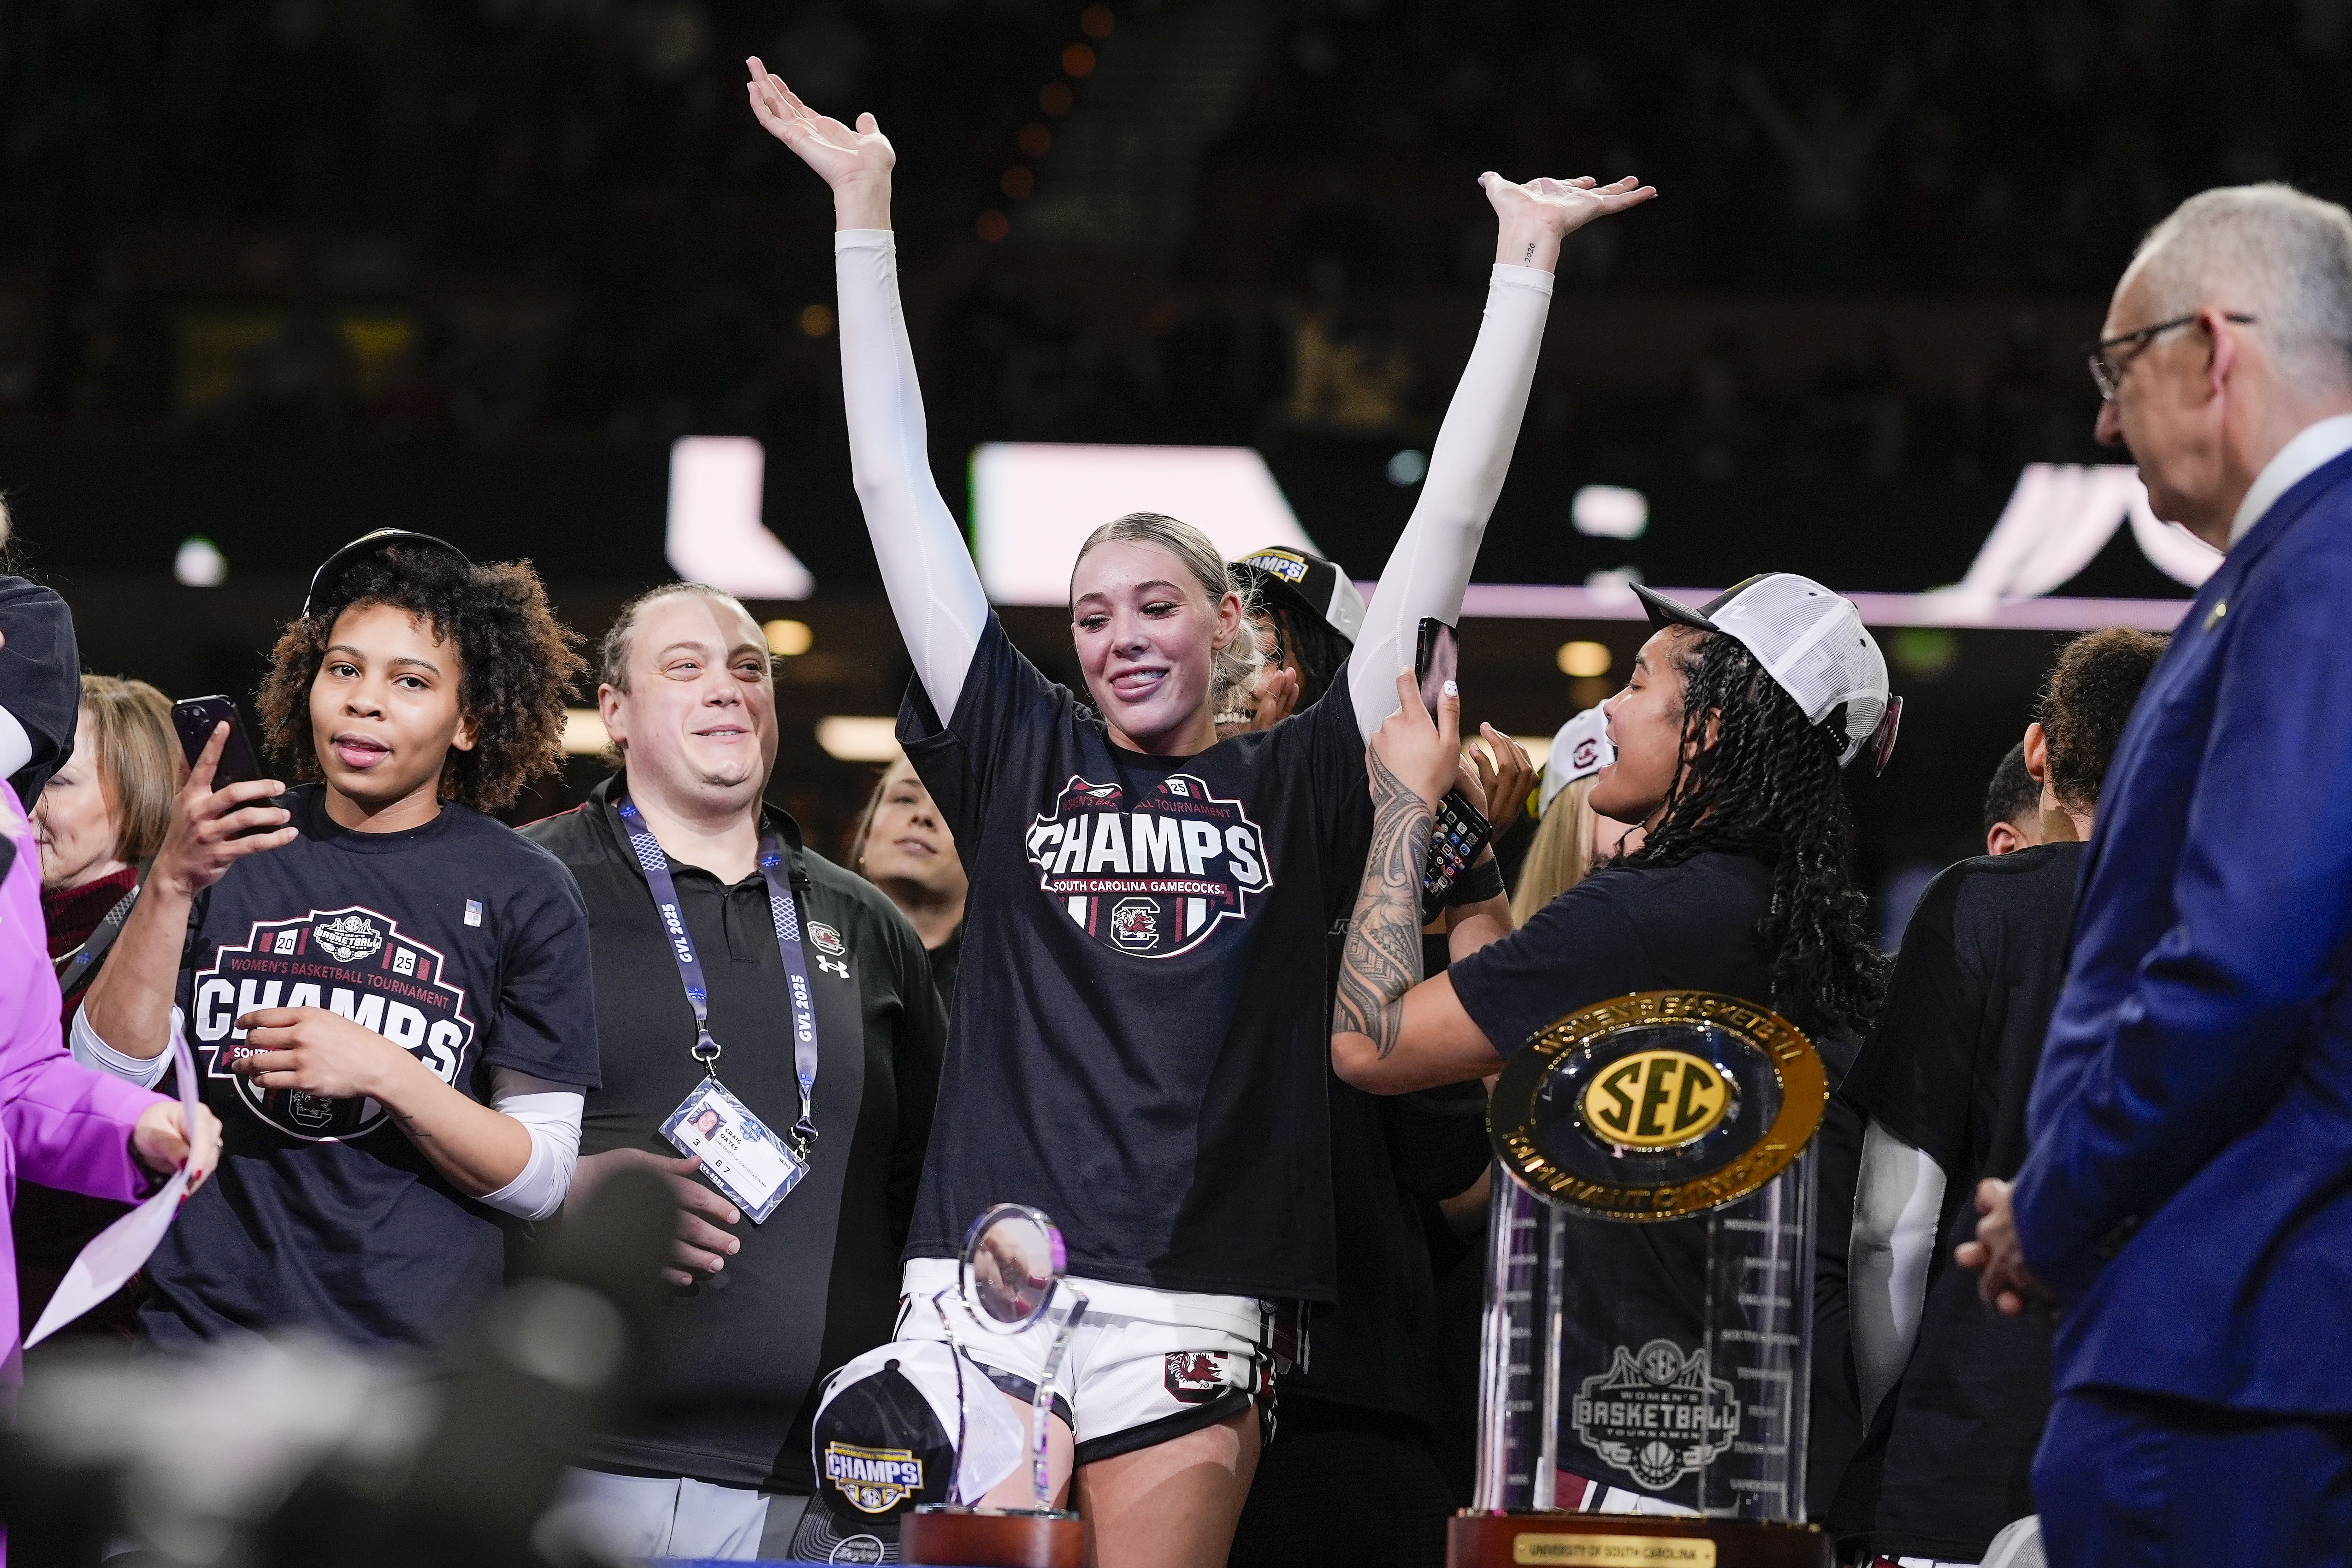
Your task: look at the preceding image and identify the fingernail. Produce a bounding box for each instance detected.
[1442,679,1458,696]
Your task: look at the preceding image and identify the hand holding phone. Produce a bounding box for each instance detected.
[1408,620,1493,919]
[169,696,263,789]
[1415,618,1459,717]
[151,699,295,899]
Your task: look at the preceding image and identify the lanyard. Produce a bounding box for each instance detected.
[617,797,821,1156]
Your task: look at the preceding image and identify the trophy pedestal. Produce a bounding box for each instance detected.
[1447,1511,1830,1568]
[903,1505,1086,1568]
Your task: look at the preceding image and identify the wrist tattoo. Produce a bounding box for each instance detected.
[1523,241,1536,264]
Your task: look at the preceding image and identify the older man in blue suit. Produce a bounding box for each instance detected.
[1959,183,2352,1565]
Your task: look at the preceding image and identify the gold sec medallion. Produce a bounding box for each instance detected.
[1490,990,1826,1221]
[1578,1049,1733,1149]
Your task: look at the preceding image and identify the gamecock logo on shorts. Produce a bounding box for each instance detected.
[1164,1351,1237,1403]
[1025,774,1271,959]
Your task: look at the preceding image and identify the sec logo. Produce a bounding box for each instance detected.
[1580,1049,1731,1149]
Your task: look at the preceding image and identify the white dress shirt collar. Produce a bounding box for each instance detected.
[2229,413,2352,547]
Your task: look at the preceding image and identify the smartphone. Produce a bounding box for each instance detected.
[1420,787,1494,922]
[1408,619,1493,917]
[1414,617,1458,715]
[170,696,264,790]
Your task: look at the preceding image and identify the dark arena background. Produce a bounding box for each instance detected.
[1,0,2321,936]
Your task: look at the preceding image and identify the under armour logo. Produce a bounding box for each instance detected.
[817,955,850,979]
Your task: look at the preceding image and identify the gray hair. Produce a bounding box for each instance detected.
[2131,183,2352,390]
[1070,512,1263,717]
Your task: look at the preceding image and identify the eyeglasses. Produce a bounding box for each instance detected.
[2085,312,2257,401]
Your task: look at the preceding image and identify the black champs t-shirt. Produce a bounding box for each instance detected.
[1830,842,2080,1561]
[142,785,598,1349]
[897,614,1372,1301]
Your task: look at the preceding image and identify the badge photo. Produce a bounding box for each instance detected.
[661,1077,808,1224]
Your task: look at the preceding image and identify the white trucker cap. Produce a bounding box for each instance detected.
[1539,706,1615,814]
[1630,574,1901,772]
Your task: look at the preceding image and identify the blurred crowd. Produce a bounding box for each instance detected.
[3,0,2343,484]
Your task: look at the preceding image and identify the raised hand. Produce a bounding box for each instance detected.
[1482,173,1657,272]
[745,55,894,223]
[1466,723,1536,837]
[150,723,295,901]
[1371,669,1462,812]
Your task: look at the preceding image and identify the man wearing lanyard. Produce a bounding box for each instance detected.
[528,583,946,1560]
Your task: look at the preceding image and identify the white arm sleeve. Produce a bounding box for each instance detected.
[1348,264,1555,741]
[479,1069,585,1223]
[70,1003,178,1090]
[834,229,991,720]
[1849,1118,1948,1420]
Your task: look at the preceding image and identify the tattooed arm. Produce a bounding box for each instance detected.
[1333,673,1510,1094]
[1334,744,1436,1060]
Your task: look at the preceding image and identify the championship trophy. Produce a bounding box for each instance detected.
[1450,991,1833,1568]
[903,1203,1091,1568]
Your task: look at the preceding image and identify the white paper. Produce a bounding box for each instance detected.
[24,1025,201,1348]
[951,1353,1028,1505]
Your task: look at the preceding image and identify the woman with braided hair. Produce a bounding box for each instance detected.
[1330,572,1892,1096]
[1329,574,1895,1511]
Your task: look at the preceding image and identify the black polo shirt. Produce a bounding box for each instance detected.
[523,773,946,1494]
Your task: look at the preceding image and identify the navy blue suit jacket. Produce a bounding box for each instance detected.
[2015,446,2352,1414]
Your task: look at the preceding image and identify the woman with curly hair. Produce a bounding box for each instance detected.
[75,530,600,1350]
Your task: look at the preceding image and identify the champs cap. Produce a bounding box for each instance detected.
[1538,706,1614,815]
[1230,546,1367,644]
[792,1340,1023,1562]
[1631,574,1903,772]
[302,529,471,619]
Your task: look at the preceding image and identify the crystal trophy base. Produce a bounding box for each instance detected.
[1448,1512,1829,1568]
[1466,993,1836,1562]
[903,1505,1086,1568]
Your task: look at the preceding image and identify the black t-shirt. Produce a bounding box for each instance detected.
[144,786,598,1350]
[1830,843,2079,1562]
[926,922,963,1020]
[1448,851,1779,1056]
[897,613,1372,1300]
[1449,850,1784,1510]
[524,778,946,1493]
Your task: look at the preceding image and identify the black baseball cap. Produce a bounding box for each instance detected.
[302,529,472,619]
[792,1345,961,1562]
[1229,546,1367,644]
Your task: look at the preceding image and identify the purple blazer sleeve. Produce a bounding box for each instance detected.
[0,783,164,1207]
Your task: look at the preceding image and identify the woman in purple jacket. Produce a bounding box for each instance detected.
[0,573,219,1409]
